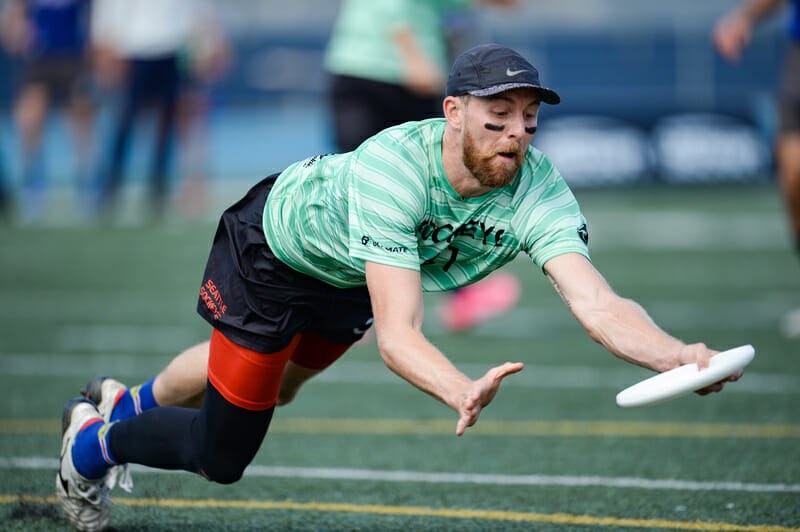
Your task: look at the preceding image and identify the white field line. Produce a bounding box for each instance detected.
[2,457,797,493]
[1,354,797,394]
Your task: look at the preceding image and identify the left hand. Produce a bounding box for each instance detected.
[676,342,743,395]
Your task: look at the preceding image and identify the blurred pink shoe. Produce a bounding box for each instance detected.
[438,271,522,331]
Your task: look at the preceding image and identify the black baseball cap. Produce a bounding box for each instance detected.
[446,43,560,105]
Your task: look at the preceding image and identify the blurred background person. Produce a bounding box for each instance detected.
[90,0,225,221]
[173,2,233,219]
[0,0,96,222]
[0,143,8,220]
[324,0,523,332]
[713,0,800,337]
[713,0,800,257]
[324,0,452,153]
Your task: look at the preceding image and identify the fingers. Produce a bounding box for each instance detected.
[694,368,744,396]
[456,416,468,436]
[727,368,744,382]
[678,343,714,369]
[693,343,711,369]
[490,361,525,382]
[712,16,752,63]
[696,379,725,396]
[680,344,744,397]
[456,390,481,436]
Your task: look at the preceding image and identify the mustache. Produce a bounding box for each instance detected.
[492,146,523,157]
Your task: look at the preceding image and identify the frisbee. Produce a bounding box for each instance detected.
[615,344,755,408]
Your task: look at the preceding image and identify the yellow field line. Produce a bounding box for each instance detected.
[1,495,796,531]
[3,418,799,438]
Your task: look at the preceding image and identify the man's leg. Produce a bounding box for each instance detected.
[65,328,296,489]
[88,331,354,420]
[65,87,97,194]
[777,132,800,255]
[101,68,140,215]
[83,341,210,423]
[14,83,49,220]
[57,329,295,530]
[776,132,800,338]
[148,57,179,217]
[153,341,209,409]
[277,332,352,405]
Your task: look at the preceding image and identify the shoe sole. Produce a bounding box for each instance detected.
[56,397,110,532]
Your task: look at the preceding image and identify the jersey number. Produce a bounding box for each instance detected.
[422,245,459,272]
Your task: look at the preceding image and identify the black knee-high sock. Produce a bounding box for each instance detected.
[108,405,200,471]
[108,382,274,482]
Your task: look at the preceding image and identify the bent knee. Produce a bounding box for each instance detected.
[198,458,249,485]
[276,388,297,406]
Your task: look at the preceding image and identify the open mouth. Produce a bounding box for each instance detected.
[496,151,518,160]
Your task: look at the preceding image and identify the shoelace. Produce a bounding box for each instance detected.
[105,464,133,493]
[73,477,113,506]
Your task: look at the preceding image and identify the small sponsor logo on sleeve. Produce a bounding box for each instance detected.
[360,235,409,254]
[577,223,589,245]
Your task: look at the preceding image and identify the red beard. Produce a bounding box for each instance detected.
[462,128,523,189]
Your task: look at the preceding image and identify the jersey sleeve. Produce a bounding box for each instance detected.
[346,134,428,271]
[515,153,591,270]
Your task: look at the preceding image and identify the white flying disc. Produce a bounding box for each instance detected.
[615,344,755,408]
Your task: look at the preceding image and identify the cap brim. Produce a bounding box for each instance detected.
[468,82,560,105]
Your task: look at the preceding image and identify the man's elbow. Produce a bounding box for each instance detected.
[579,310,606,345]
[375,330,403,369]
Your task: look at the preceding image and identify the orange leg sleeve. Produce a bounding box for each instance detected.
[207,329,300,411]
[290,332,351,370]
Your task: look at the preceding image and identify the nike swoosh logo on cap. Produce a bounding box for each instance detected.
[506,68,529,76]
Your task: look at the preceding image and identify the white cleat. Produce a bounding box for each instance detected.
[82,376,127,422]
[81,376,133,492]
[56,398,113,532]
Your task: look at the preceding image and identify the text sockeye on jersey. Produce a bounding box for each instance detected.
[418,218,505,247]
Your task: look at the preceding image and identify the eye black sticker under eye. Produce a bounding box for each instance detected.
[525,126,537,135]
[484,123,504,131]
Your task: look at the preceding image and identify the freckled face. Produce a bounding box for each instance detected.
[461,90,540,189]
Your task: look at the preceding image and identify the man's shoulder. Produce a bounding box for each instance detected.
[357,119,444,168]
[518,145,562,187]
[523,144,552,168]
[366,118,445,145]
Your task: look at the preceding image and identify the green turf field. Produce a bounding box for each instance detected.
[1,182,798,531]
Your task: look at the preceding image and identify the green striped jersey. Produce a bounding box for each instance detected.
[263,118,589,292]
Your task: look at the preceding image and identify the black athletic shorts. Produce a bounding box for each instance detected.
[22,56,91,104]
[779,42,800,133]
[196,173,374,353]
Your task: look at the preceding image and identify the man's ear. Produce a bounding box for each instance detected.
[443,95,464,130]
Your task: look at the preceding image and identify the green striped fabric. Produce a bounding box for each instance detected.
[264,118,589,291]
[324,0,473,84]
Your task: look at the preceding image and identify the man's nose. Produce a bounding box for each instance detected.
[506,115,527,137]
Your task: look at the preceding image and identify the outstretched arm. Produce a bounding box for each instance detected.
[365,261,523,435]
[543,253,740,393]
